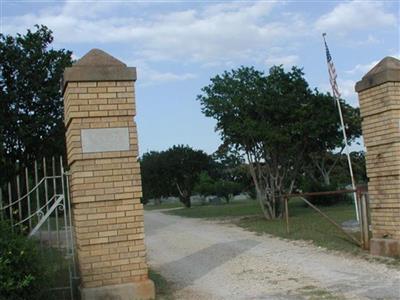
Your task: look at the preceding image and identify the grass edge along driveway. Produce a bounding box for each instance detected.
[149,199,399,266]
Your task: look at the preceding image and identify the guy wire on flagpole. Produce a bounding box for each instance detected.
[322,33,359,221]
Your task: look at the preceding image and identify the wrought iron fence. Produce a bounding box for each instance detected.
[0,156,78,300]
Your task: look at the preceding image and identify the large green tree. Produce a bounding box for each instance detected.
[0,25,72,185]
[198,66,361,219]
[305,92,361,186]
[193,171,243,203]
[140,150,176,202]
[141,145,214,207]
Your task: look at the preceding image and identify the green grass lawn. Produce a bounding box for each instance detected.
[167,199,362,254]
[165,200,259,217]
[144,202,184,210]
[239,199,361,254]
[148,269,174,300]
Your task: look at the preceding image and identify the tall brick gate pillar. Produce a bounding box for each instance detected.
[62,49,155,299]
[355,56,400,257]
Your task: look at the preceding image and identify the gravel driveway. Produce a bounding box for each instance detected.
[144,210,400,300]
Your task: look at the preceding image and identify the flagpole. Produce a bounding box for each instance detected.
[322,33,359,221]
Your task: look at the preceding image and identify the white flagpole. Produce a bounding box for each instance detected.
[334,94,359,221]
[323,33,359,221]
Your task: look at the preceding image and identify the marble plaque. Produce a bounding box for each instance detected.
[81,127,130,153]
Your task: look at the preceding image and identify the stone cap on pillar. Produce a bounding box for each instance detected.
[62,49,136,92]
[355,56,400,92]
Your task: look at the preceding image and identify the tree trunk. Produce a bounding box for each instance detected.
[176,183,191,208]
[255,188,273,219]
[180,195,191,208]
[322,171,331,186]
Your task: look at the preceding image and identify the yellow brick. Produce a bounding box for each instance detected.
[88,87,107,93]
[78,82,97,87]
[79,93,98,99]
[90,237,109,245]
[99,104,118,110]
[64,74,150,285]
[117,81,133,87]
[97,81,116,87]
[93,273,112,281]
[68,87,87,93]
[107,211,125,218]
[118,104,133,110]
[69,111,89,118]
[98,93,117,98]
[79,105,99,111]
[89,111,108,117]
[111,259,130,266]
[67,82,78,88]
[88,99,108,105]
[107,87,126,92]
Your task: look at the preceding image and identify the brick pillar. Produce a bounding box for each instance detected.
[62,49,155,299]
[355,56,400,257]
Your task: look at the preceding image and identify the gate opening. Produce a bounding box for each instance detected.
[284,186,370,250]
[0,156,79,300]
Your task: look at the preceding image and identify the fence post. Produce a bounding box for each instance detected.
[356,186,364,249]
[356,185,370,250]
[43,157,51,243]
[0,187,3,221]
[284,196,290,234]
[8,183,13,230]
[16,174,22,226]
[360,193,370,250]
[34,160,40,223]
[25,167,32,230]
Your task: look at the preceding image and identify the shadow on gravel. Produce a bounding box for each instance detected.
[160,239,260,289]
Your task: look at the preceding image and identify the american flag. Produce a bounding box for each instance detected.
[323,33,341,99]
[321,33,359,221]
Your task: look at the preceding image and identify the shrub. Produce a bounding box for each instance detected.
[193,172,216,196]
[0,221,63,300]
[194,172,243,203]
[213,180,242,203]
[304,182,349,206]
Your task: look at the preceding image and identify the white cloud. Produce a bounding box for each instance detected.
[338,79,357,99]
[265,55,299,67]
[315,1,396,33]
[345,60,379,75]
[3,1,307,65]
[140,69,196,86]
[346,52,400,75]
[360,35,381,45]
[319,79,358,107]
[346,34,382,47]
[127,59,196,86]
[71,53,80,61]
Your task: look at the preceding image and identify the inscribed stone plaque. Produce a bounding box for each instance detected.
[81,127,130,153]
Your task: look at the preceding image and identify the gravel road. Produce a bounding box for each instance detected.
[144,210,400,300]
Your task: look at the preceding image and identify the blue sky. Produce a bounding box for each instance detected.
[1,0,399,155]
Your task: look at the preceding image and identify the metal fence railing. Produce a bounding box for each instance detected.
[0,157,78,300]
[284,185,370,250]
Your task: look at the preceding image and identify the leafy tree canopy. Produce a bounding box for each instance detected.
[198,65,361,219]
[194,171,243,203]
[0,25,72,186]
[141,145,214,207]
